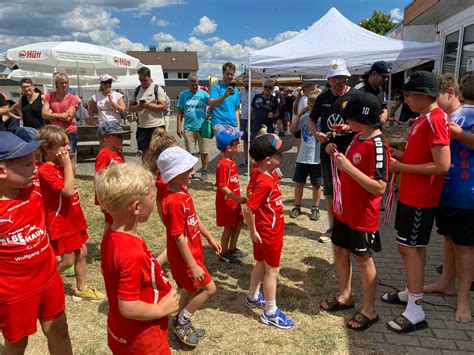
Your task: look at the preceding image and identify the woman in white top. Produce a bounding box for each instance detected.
[87,74,125,126]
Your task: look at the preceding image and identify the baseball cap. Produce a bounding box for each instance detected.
[15,127,38,142]
[402,71,439,98]
[157,146,198,183]
[97,120,127,138]
[216,130,242,150]
[249,133,293,162]
[365,61,391,76]
[326,58,351,79]
[100,74,114,82]
[339,92,382,127]
[0,131,43,161]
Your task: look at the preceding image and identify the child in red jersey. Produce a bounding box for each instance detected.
[0,132,72,354]
[321,93,389,331]
[97,163,179,355]
[94,121,127,231]
[158,146,221,347]
[243,133,294,329]
[37,125,105,302]
[383,71,450,333]
[215,130,247,264]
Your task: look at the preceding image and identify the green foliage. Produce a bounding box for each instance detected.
[359,10,397,35]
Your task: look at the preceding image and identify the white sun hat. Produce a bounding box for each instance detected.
[325,58,351,79]
[157,146,198,183]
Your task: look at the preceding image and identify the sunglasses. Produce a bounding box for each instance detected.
[264,85,274,89]
[101,80,112,85]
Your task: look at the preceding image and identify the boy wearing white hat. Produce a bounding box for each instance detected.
[158,147,221,347]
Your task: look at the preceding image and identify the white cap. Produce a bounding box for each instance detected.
[157,146,198,183]
[100,73,114,82]
[325,58,351,79]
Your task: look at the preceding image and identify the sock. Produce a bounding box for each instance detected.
[248,283,261,301]
[265,300,277,315]
[397,286,409,302]
[311,206,319,211]
[294,205,301,209]
[178,309,193,325]
[402,292,425,324]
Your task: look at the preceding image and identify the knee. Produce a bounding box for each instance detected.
[79,245,88,259]
[206,281,217,296]
[333,245,348,258]
[5,337,28,353]
[354,254,373,266]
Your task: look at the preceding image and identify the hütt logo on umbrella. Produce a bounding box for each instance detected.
[19,50,42,59]
[113,57,131,67]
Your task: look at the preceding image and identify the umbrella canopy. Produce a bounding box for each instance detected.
[8,69,99,86]
[3,41,143,76]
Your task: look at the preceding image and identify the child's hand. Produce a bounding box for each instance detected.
[390,148,403,161]
[325,143,338,155]
[161,288,180,315]
[56,149,71,167]
[208,237,222,255]
[333,152,351,172]
[389,157,400,173]
[250,231,262,244]
[191,264,205,281]
[237,196,247,204]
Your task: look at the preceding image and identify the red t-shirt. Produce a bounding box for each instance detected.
[399,108,450,208]
[0,184,58,304]
[216,158,241,216]
[247,163,278,195]
[246,172,284,240]
[162,190,204,270]
[101,229,171,352]
[95,148,125,205]
[44,92,79,133]
[338,133,390,232]
[38,163,88,239]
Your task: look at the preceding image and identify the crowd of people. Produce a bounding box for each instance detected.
[0,58,473,354]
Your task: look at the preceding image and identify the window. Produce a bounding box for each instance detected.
[459,24,474,80]
[164,72,168,79]
[183,73,189,79]
[178,72,182,79]
[442,30,459,75]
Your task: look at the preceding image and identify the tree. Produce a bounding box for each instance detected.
[359,10,397,35]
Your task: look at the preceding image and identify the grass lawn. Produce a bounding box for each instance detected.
[3,172,378,354]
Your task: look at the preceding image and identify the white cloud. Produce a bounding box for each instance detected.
[206,37,221,43]
[390,8,403,23]
[150,16,169,27]
[245,36,269,49]
[191,16,218,35]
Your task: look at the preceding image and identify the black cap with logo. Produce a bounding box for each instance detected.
[249,133,293,162]
[339,92,382,127]
[402,70,439,98]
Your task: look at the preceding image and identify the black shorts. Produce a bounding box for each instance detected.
[436,206,474,246]
[136,126,165,151]
[320,157,333,196]
[395,201,436,247]
[293,162,323,186]
[331,218,381,256]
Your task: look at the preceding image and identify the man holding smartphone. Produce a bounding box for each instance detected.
[129,66,168,161]
[209,62,240,137]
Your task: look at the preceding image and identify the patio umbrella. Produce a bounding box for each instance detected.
[8,69,99,86]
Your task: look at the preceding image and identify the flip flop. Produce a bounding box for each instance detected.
[386,314,428,334]
[319,297,355,312]
[346,312,379,331]
[380,291,407,305]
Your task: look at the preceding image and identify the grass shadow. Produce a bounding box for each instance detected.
[76,174,94,182]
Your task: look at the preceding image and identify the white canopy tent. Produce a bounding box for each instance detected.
[113,65,165,89]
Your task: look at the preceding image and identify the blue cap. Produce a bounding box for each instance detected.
[15,127,38,142]
[0,132,43,161]
[97,120,126,138]
[216,130,242,150]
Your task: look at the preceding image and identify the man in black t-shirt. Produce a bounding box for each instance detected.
[354,61,390,122]
[250,79,279,139]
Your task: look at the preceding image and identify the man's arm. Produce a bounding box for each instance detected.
[176,108,185,138]
[209,86,233,109]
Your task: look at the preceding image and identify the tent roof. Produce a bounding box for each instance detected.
[249,7,441,75]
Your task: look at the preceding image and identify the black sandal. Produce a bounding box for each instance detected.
[387,314,428,334]
[380,291,407,305]
[346,312,379,331]
[319,297,355,312]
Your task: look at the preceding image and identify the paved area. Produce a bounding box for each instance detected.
[78,117,474,354]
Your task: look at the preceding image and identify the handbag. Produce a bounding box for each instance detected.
[200,116,213,139]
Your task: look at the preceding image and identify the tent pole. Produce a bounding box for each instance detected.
[76,62,82,97]
[247,68,252,179]
[388,73,392,102]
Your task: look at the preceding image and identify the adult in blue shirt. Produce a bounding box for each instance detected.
[209,62,240,136]
[177,73,211,180]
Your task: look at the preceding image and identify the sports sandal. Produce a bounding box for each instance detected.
[386,314,428,334]
[380,292,408,305]
[346,312,379,331]
[319,297,355,312]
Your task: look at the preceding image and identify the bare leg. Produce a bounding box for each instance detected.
[40,313,72,355]
[325,196,334,227]
[184,281,217,314]
[424,235,456,295]
[321,244,352,309]
[57,252,74,273]
[229,222,243,251]
[398,244,426,294]
[2,337,28,355]
[262,263,280,306]
[312,185,322,208]
[74,245,88,291]
[200,153,209,172]
[453,244,474,323]
[294,182,305,206]
[243,140,249,164]
[220,226,234,254]
[249,260,265,293]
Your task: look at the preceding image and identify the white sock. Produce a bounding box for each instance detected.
[265,300,277,315]
[178,308,193,325]
[402,292,425,324]
[248,283,261,301]
[397,286,409,302]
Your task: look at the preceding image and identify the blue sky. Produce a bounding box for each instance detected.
[0,0,412,77]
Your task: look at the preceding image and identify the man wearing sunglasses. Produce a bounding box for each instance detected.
[355,61,390,123]
[250,79,279,141]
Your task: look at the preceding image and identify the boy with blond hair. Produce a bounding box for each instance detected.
[0,132,72,354]
[97,163,179,354]
[37,125,105,302]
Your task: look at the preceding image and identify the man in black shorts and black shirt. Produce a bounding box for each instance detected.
[355,61,390,123]
[309,58,360,242]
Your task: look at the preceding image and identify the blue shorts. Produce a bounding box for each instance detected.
[69,131,78,155]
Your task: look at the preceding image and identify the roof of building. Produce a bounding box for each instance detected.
[127,49,199,71]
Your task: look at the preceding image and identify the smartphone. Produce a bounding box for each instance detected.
[230,83,236,89]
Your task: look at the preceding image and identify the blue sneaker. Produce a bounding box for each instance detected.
[245,293,265,309]
[261,308,294,329]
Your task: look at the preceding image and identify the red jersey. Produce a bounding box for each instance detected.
[0,184,58,304]
[216,158,241,221]
[399,108,450,208]
[95,147,125,205]
[338,133,390,232]
[247,163,279,195]
[38,163,88,239]
[162,190,204,270]
[44,92,78,133]
[246,172,284,240]
[101,229,171,352]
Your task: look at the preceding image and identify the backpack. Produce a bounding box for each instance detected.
[135,84,171,116]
